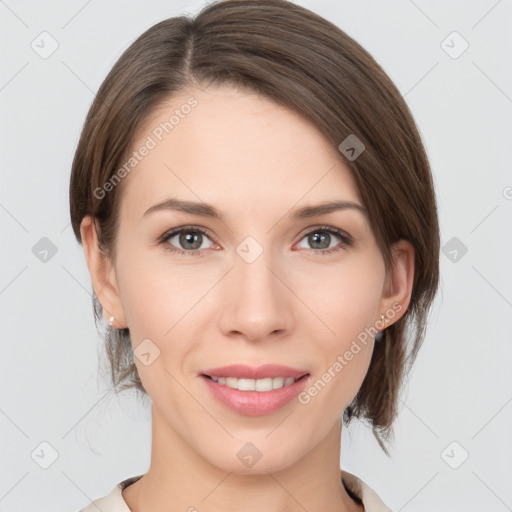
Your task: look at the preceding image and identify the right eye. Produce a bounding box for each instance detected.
[157,226,217,257]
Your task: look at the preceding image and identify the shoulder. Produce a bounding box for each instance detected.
[341,469,394,512]
[77,475,144,512]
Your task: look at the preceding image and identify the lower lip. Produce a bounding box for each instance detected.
[200,374,310,416]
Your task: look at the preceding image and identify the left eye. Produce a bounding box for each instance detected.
[295,227,351,254]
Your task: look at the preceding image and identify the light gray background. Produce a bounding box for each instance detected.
[1,1,511,511]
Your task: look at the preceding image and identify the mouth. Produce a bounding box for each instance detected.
[201,373,309,392]
[199,363,310,392]
[199,366,311,416]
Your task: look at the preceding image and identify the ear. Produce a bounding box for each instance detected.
[377,239,415,328]
[80,215,127,329]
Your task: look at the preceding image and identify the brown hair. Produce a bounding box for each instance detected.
[69,0,440,455]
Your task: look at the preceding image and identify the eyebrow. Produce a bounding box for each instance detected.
[143,198,367,221]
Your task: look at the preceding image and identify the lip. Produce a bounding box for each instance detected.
[200,372,311,416]
[200,364,310,380]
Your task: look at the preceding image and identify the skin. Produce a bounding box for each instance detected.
[80,84,414,512]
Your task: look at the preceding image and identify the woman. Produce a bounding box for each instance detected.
[70,0,440,510]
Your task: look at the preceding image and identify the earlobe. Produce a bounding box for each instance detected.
[79,215,127,329]
[379,239,415,327]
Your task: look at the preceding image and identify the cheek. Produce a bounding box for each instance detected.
[326,265,381,374]
[115,240,190,336]
[293,253,384,337]
[117,268,169,340]
[114,247,204,381]
[292,259,381,408]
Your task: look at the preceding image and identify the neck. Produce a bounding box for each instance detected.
[122,404,363,512]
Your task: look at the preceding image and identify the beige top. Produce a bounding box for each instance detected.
[78,470,393,511]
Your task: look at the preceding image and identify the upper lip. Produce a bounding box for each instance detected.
[200,364,310,380]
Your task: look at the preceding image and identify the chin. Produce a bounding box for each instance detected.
[198,434,303,476]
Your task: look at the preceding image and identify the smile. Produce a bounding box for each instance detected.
[200,372,311,416]
[203,375,306,392]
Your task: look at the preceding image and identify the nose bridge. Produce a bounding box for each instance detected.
[235,233,282,304]
[221,233,292,339]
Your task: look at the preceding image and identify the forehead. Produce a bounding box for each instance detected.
[119,84,362,224]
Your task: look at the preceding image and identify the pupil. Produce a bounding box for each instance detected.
[181,231,201,250]
[311,232,329,249]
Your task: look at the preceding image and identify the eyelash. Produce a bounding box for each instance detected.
[156,225,353,258]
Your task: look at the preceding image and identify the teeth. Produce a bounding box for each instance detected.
[210,376,297,391]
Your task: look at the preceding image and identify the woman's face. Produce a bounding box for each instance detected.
[87,84,408,473]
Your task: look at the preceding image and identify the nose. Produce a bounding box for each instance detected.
[218,244,294,343]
